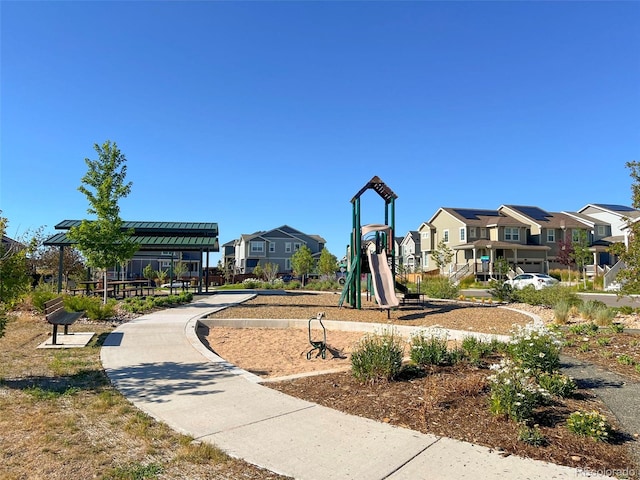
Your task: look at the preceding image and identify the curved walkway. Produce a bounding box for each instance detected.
[100,293,604,480]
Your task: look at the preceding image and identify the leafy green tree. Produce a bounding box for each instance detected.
[36,245,85,288]
[252,263,264,279]
[431,239,454,275]
[614,161,640,294]
[291,245,315,286]
[67,141,139,303]
[570,230,591,289]
[173,260,188,280]
[143,263,154,282]
[0,213,35,308]
[318,248,338,279]
[493,257,510,280]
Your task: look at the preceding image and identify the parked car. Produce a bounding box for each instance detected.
[161,280,190,288]
[504,273,559,290]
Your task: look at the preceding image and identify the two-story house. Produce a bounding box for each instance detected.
[426,207,551,278]
[399,231,421,272]
[498,205,596,271]
[231,225,326,274]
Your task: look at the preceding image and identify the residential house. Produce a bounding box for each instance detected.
[399,231,421,272]
[425,207,550,278]
[231,225,326,274]
[578,204,640,238]
[498,205,594,271]
[417,222,435,272]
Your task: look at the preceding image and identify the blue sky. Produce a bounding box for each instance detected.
[2,1,639,265]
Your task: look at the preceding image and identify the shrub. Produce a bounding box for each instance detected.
[487,279,513,302]
[536,372,576,398]
[609,323,625,334]
[458,275,476,289]
[30,286,59,313]
[594,307,616,327]
[422,276,459,299]
[410,330,453,367]
[351,329,405,384]
[508,325,562,374]
[579,300,607,320]
[511,285,579,308]
[553,300,571,324]
[488,359,550,423]
[241,278,261,289]
[518,425,548,446]
[568,322,599,335]
[566,411,611,442]
[461,335,500,365]
[84,298,118,320]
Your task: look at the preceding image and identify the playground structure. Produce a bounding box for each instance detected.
[339,176,400,311]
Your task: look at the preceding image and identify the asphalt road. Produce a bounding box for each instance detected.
[460,289,640,308]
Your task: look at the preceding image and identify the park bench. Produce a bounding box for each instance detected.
[44,297,84,345]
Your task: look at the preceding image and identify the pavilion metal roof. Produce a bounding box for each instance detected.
[44,220,219,252]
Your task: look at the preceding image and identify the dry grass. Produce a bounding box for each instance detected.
[0,310,290,480]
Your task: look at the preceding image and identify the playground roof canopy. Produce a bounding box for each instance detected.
[43,220,219,252]
[351,176,398,203]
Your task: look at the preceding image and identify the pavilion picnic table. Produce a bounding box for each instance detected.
[44,297,84,345]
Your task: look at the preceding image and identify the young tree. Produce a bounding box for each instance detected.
[262,262,279,284]
[614,161,640,294]
[318,248,338,279]
[556,233,574,284]
[570,230,591,289]
[291,245,315,286]
[431,240,454,275]
[67,141,139,303]
[173,260,188,280]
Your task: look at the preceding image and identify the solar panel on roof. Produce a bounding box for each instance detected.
[512,206,551,221]
[453,209,501,220]
[594,204,635,212]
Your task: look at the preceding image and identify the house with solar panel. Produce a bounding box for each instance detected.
[425,207,547,280]
[228,225,326,275]
[420,203,639,283]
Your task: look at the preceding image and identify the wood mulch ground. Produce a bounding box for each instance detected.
[202,291,640,474]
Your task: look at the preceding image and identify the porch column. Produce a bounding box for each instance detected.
[513,248,518,271]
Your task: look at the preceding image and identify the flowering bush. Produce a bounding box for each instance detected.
[566,411,611,442]
[351,329,405,384]
[536,372,576,398]
[508,325,561,374]
[242,278,262,288]
[488,359,550,423]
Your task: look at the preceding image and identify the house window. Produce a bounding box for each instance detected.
[285,259,291,270]
[269,243,275,253]
[421,232,429,240]
[547,229,555,243]
[480,228,486,239]
[294,242,301,251]
[459,228,466,242]
[250,241,264,253]
[572,229,580,242]
[443,230,449,243]
[469,227,476,238]
[505,227,520,241]
[160,260,171,268]
[597,225,606,236]
[285,242,292,253]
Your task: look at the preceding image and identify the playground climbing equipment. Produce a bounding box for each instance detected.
[339,176,399,310]
[307,312,327,360]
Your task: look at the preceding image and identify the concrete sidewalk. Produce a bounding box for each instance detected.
[100,293,588,480]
